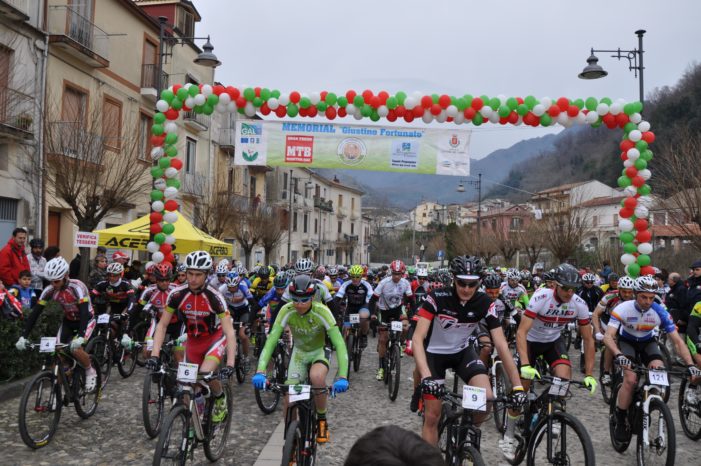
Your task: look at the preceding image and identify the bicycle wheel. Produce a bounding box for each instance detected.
[353,336,362,373]
[18,371,62,449]
[143,372,166,438]
[527,411,595,466]
[204,384,233,461]
[493,362,510,434]
[608,382,631,453]
[281,419,303,466]
[72,357,102,419]
[678,377,701,440]
[116,342,137,378]
[562,328,572,351]
[85,335,112,387]
[255,352,282,415]
[637,397,675,466]
[388,344,401,401]
[459,444,485,466]
[254,331,266,358]
[345,333,355,377]
[599,346,611,404]
[132,321,149,367]
[153,404,190,466]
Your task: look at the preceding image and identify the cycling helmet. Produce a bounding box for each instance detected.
[112,251,129,262]
[618,276,635,290]
[416,267,428,278]
[218,258,230,268]
[176,264,187,273]
[153,262,172,281]
[273,274,289,289]
[337,265,347,275]
[106,262,124,275]
[285,269,296,280]
[269,264,279,275]
[390,260,406,274]
[225,275,242,287]
[313,265,327,280]
[216,263,229,275]
[438,271,453,287]
[449,255,482,279]
[327,266,338,276]
[543,269,555,282]
[531,276,543,288]
[256,267,270,279]
[234,265,246,276]
[582,273,597,283]
[29,238,44,249]
[185,250,213,271]
[553,263,582,288]
[407,266,416,276]
[349,264,364,277]
[45,257,69,280]
[634,275,658,293]
[288,274,316,298]
[145,261,156,274]
[483,274,502,289]
[506,270,520,281]
[608,273,620,284]
[520,271,532,281]
[295,257,314,274]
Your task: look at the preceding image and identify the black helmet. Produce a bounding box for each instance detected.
[543,269,555,281]
[288,274,316,298]
[553,263,582,288]
[29,238,44,249]
[257,267,270,279]
[608,273,620,284]
[273,273,289,289]
[449,255,482,279]
[483,273,502,289]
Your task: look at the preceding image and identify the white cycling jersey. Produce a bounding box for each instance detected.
[523,287,590,343]
[499,282,527,306]
[373,276,412,310]
[609,300,676,342]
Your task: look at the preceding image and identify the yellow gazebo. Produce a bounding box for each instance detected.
[94,213,232,257]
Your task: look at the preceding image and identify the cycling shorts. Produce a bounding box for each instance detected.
[344,307,370,322]
[231,306,251,326]
[57,318,95,345]
[618,338,664,367]
[525,337,570,369]
[379,306,404,324]
[285,346,329,385]
[425,346,488,399]
[184,328,226,366]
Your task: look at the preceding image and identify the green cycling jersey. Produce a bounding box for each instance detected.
[257,301,348,378]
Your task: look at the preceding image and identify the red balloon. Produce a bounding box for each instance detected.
[634,218,648,231]
[421,95,433,108]
[235,96,246,108]
[620,207,634,218]
[160,243,172,255]
[299,107,309,117]
[640,266,655,276]
[567,105,579,117]
[636,229,652,243]
[226,86,240,100]
[338,107,347,118]
[632,176,645,187]
[345,90,356,102]
[150,212,163,223]
[447,117,453,123]
[499,117,509,125]
[320,91,328,101]
[412,106,424,118]
[508,112,519,124]
[547,105,561,117]
[395,106,406,117]
[642,131,655,143]
[254,87,261,97]
[325,107,337,120]
[307,106,318,117]
[275,106,287,118]
[260,103,271,115]
[289,91,301,104]
[172,84,182,94]
[164,200,178,211]
[602,114,616,128]
[369,96,381,108]
[212,85,225,96]
[620,139,635,152]
[387,110,397,122]
[438,94,451,108]
[181,104,191,112]
[403,113,415,123]
[165,108,179,120]
[378,91,389,104]
[556,97,569,111]
[430,104,442,116]
[624,197,637,208]
[625,166,638,178]
[151,135,165,146]
[516,97,524,104]
[616,113,629,128]
[170,158,183,170]
[150,222,162,234]
[164,253,175,264]
[620,152,628,161]
[464,108,476,120]
[361,89,374,102]
[471,97,484,110]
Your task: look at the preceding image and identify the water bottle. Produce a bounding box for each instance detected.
[194,392,205,417]
[530,413,539,431]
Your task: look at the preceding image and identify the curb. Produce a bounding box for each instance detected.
[0,374,33,402]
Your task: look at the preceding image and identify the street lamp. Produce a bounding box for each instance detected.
[578,29,646,105]
[457,173,482,244]
[286,171,313,263]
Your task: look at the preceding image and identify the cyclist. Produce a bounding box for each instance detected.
[16,258,98,390]
[334,264,374,348]
[407,265,432,355]
[542,270,557,289]
[174,264,187,285]
[252,274,349,443]
[208,262,230,289]
[327,266,343,294]
[604,275,701,441]
[483,273,515,351]
[91,262,137,346]
[279,258,335,313]
[147,251,236,423]
[369,259,414,381]
[251,266,274,300]
[600,272,619,293]
[259,273,290,326]
[220,273,258,370]
[592,275,635,385]
[577,273,604,314]
[499,269,529,313]
[412,255,524,446]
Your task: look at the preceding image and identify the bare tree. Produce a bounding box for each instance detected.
[541,200,590,263]
[490,227,519,266]
[259,205,286,264]
[516,222,546,268]
[187,175,238,239]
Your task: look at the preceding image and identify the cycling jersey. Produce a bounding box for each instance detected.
[417,288,500,354]
[91,279,136,312]
[207,275,227,290]
[139,283,177,322]
[281,278,333,304]
[609,300,676,343]
[410,280,432,315]
[8,286,38,310]
[523,287,590,343]
[373,276,412,310]
[499,282,529,309]
[251,276,273,299]
[687,303,701,355]
[577,285,604,313]
[597,291,623,324]
[218,282,254,310]
[165,284,229,338]
[335,280,373,311]
[23,279,93,338]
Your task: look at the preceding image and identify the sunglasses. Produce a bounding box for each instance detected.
[290,295,313,303]
[456,279,480,288]
[350,275,362,279]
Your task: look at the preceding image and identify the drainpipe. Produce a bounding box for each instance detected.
[36,15,49,240]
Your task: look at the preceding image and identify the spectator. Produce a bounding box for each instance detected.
[88,254,108,289]
[0,227,30,287]
[344,425,444,466]
[96,245,107,256]
[667,272,688,331]
[43,245,60,262]
[69,253,81,279]
[27,238,46,290]
[9,270,39,311]
[600,260,612,281]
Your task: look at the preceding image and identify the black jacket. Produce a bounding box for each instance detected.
[684,276,701,322]
[665,280,687,321]
[577,286,604,313]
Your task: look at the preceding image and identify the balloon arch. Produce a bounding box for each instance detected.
[147,84,655,276]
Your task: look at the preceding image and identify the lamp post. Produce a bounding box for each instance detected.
[457,173,482,244]
[578,29,646,105]
[285,171,313,264]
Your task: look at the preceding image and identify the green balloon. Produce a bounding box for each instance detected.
[243,87,255,101]
[456,98,468,111]
[154,113,166,124]
[150,167,164,178]
[162,223,175,235]
[360,105,372,117]
[634,158,647,170]
[573,98,584,109]
[252,97,263,107]
[271,89,281,98]
[637,254,651,266]
[370,110,380,122]
[600,97,612,105]
[154,233,166,245]
[635,140,648,151]
[524,95,537,109]
[206,94,219,106]
[176,88,189,100]
[498,105,510,117]
[623,242,638,254]
[260,88,271,100]
[165,145,177,157]
[463,94,473,108]
[316,102,327,112]
[637,184,652,196]
[395,91,406,105]
[585,97,598,111]
[472,113,483,126]
[193,105,203,114]
[237,107,245,115]
[432,94,439,104]
[353,95,364,107]
[202,104,214,115]
[624,122,636,133]
[158,157,171,169]
[506,97,518,111]
[325,92,337,106]
[164,133,177,145]
[337,96,348,107]
[151,124,164,136]
[627,263,641,277]
[633,101,643,113]
[386,96,398,109]
[641,150,653,162]
[188,85,199,97]
[287,104,298,117]
[150,189,164,201]
[624,103,635,115]
[489,97,500,110]
[160,89,174,102]
[620,232,635,243]
[591,120,602,128]
[166,178,180,188]
[540,114,552,127]
[516,104,529,116]
[299,97,311,109]
[171,98,183,110]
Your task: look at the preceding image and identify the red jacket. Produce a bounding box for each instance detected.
[0,237,30,287]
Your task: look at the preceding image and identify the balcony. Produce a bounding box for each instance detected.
[350,210,359,221]
[314,196,334,212]
[0,0,29,21]
[219,127,235,152]
[183,111,209,132]
[182,173,206,196]
[46,121,104,161]
[336,206,347,219]
[140,64,169,102]
[0,87,34,140]
[47,5,109,68]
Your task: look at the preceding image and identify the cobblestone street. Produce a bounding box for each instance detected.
[1,336,698,465]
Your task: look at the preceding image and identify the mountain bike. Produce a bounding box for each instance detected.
[85,312,114,387]
[381,320,403,401]
[142,339,179,438]
[343,312,363,376]
[18,340,102,449]
[678,374,701,440]
[506,376,595,466]
[255,332,290,414]
[251,310,268,358]
[152,367,233,465]
[233,321,249,384]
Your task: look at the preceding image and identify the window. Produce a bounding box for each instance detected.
[249,176,256,199]
[62,85,87,127]
[491,219,497,231]
[141,38,159,88]
[185,137,196,174]
[653,212,666,226]
[177,7,195,38]
[282,172,288,199]
[422,212,426,218]
[314,218,318,234]
[0,46,12,120]
[293,212,298,232]
[338,221,342,234]
[137,112,151,161]
[315,184,320,197]
[303,213,308,233]
[612,214,618,227]
[351,197,355,212]
[227,168,234,191]
[338,194,343,207]
[102,97,122,150]
[351,222,354,234]
[592,215,598,227]
[510,217,522,231]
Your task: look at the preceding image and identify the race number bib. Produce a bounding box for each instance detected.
[146,340,154,351]
[391,321,403,332]
[177,362,198,383]
[349,314,360,324]
[649,370,669,387]
[289,384,311,402]
[462,385,487,411]
[40,337,56,353]
[97,314,111,324]
[548,377,571,396]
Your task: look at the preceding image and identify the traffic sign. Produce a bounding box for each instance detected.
[437,249,444,258]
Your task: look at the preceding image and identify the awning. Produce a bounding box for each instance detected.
[94,213,233,257]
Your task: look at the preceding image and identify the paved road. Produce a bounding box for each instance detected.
[1,335,699,465]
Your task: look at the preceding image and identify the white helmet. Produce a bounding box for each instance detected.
[295,257,314,274]
[185,250,212,271]
[106,262,124,275]
[506,270,521,281]
[45,257,69,281]
[215,263,229,275]
[618,276,635,290]
[582,273,597,282]
[634,275,658,293]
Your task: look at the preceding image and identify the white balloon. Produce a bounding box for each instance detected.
[638,121,651,132]
[621,253,636,265]
[185,97,195,108]
[164,122,177,134]
[147,241,160,253]
[309,92,320,105]
[183,83,192,90]
[446,105,458,118]
[637,195,653,207]
[639,169,651,180]
[575,112,587,124]
[404,96,417,110]
[628,130,642,142]
[154,179,166,190]
[278,94,289,106]
[488,112,499,124]
[244,102,256,117]
[156,100,169,112]
[152,252,165,264]
[596,103,610,116]
[540,97,552,108]
[151,147,164,160]
[497,94,507,105]
[165,167,178,178]
[193,94,206,106]
[634,205,649,218]
[163,211,179,223]
[629,112,641,124]
[421,112,433,124]
[609,103,622,115]
[345,104,356,115]
[353,111,363,121]
[624,186,638,196]
[267,97,279,110]
[436,110,448,123]
[585,111,599,124]
[638,242,653,255]
[618,218,634,232]
[152,201,164,212]
[532,104,545,116]
[454,113,465,124]
[479,107,492,118]
[377,105,389,117]
[164,187,178,198]
[215,103,227,113]
[556,113,569,126]
[623,159,634,168]
[218,92,231,104]
[165,235,176,245]
[226,102,236,113]
[626,148,640,160]
[201,84,213,96]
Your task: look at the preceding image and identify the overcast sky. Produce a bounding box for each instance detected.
[196,0,700,159]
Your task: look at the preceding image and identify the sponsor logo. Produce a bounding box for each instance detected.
[240,122,262,136]
[337,138,366,166]
[449,134,460,148]
[242,148,258,162]
[438,314,457,329]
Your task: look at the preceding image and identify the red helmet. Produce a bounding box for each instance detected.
[390,260,406,274]
[112,251,129,262]
[153,262,172,281]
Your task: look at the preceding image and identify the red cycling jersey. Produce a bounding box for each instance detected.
[140,283,177,324]
[39,279,92,321]
[165,284,228,338]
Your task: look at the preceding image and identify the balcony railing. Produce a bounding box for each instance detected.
[219,127,235,150]
[0,87,34,137]
[314,196,333,212]
[183,111,209,131]
[140,64,169,90]
[336,206,347,218]
[46,121,104,161]
[47,5,109,65]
